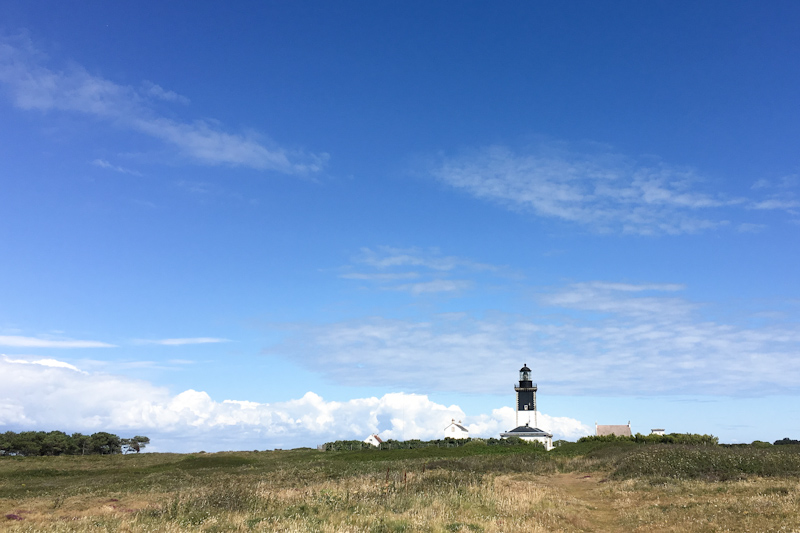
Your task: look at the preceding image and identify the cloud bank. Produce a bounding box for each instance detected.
[0,34,326,174]
[275,282,800,396]
[0,356,589,452]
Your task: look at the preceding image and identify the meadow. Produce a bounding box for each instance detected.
[1,441,799,532]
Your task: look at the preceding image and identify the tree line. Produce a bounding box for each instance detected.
[0,431,150,456]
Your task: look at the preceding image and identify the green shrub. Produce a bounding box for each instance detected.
[611,445,800,480]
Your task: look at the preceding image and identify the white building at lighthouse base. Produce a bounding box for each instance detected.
[500,422,553,451]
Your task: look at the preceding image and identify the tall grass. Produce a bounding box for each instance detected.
[2,443,800,531]
[609,444,800,480]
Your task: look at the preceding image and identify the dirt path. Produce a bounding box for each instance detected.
[541,473,623,532]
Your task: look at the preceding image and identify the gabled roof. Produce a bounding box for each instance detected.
[445,420,469,432]
[364,434,382,443]
[500,424,553,438]
[596,424,632,437]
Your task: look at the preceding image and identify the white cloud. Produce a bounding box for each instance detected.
[750,198,800,210]
[429,144,749,235]
[168,359,197,365]
[393,280,473,294]
[357,246,498,272]
[0,34,325,174]
[339,272,421,281]
[339,246,505,295]
[737,223,767,233]
[275,282,800,396]
[134,337,230,346]
[91,158,141,175]
[2,355,86,373]
[0,335,115,348]
[131,117,327,173]
[467,406,590,441]
[585,282,685,292]
[141,81,189,104]
[0,357,589,452]
[539,281,694,319]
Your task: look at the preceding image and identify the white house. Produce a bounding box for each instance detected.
[500,423,554,450]
[363,434,383,447]
[444,419,470,439]
[650,428,665,436]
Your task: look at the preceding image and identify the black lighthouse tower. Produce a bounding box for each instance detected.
[500,363,553,450]
[514,363,537,427]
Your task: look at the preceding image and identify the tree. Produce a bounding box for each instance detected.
[89,432,122,454]
[122,436,150,453]
[14,431,44,456]
[0,431,15,455]
[41,431,71,456]
[72,433,90,455]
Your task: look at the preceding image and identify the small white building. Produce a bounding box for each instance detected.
[500,423,554,451]
[444,419,470,439]
[363,434,383,447]
[650,428,665,436]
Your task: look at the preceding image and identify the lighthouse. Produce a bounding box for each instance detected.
[514,363,537,427]
[501,363,553,450]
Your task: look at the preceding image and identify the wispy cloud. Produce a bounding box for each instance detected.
[91,158,141,176]
[0,335,115,348]
[539,281,694,319]
[0,357,589,451]
[0,34,326,174]
[339,272,421,281]
[140,81,190,104]
[356,246,498,272]
[340,246,504,295]
[173,180,259,205]
[749,198,800,211]
[133,337,230,346]
[393,280,473,294]
[743,175,800,221]
[274,281,800,396]
[429,143,794,234]
[2,355,86,373]
[737,223,767,233]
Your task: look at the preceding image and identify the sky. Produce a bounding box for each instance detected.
[1,1,799,452]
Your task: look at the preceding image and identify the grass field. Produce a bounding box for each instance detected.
[1,443,799,532]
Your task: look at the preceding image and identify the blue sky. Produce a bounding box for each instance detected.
[1,1,799,452]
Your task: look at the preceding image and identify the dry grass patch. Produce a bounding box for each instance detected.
[3,445,800,532]
[598,477,800,532]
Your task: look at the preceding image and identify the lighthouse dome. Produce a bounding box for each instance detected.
[519,364,532,382]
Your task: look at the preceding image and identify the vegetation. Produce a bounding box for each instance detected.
[578,432,719,446]
[323,436,537,451]
[0,439,799,531]
[0,431,149,456]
